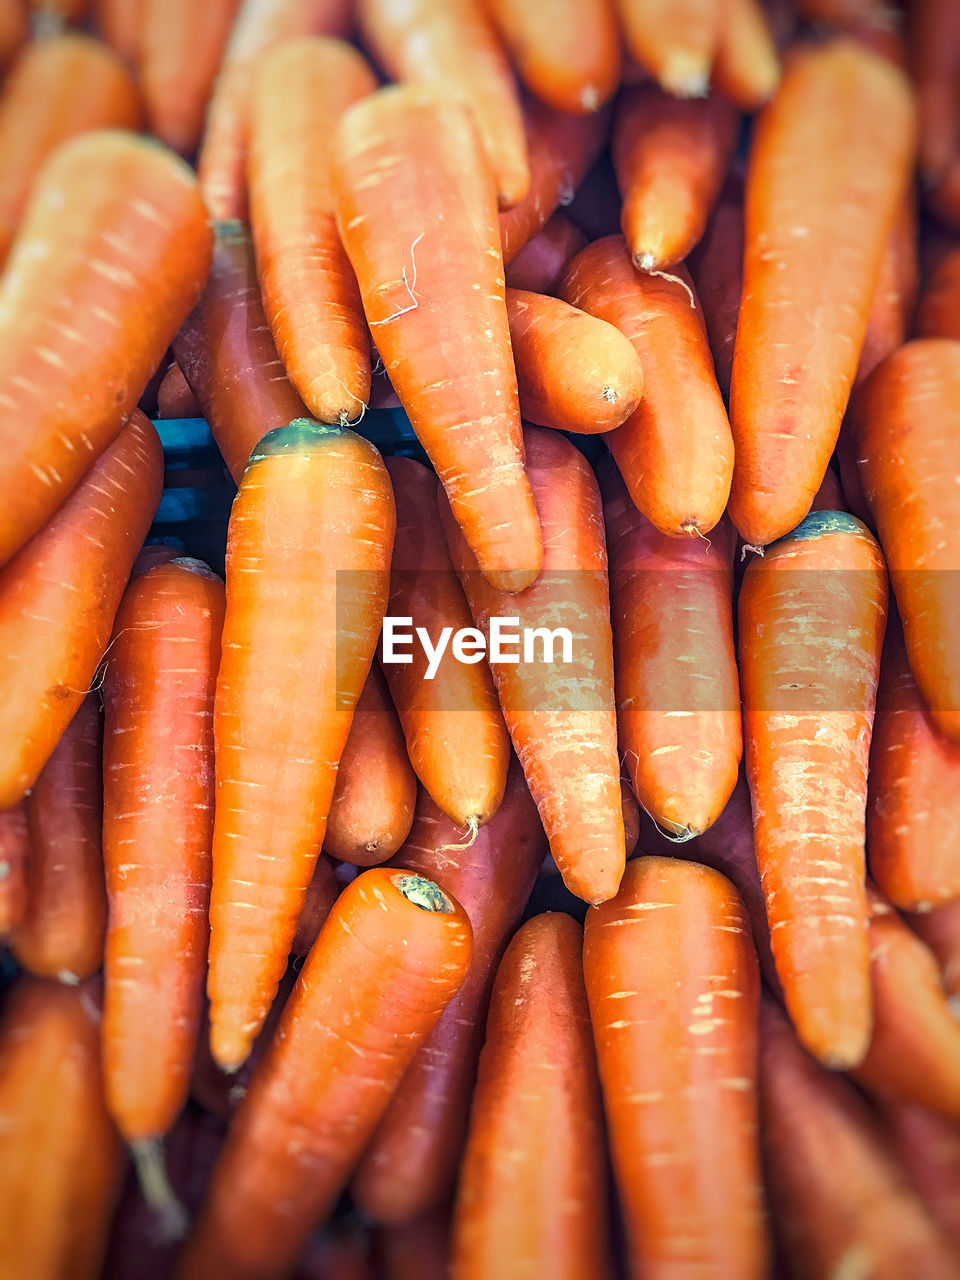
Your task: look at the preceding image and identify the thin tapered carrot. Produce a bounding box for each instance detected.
[181,868,472,1280]
[909,900,960,999]
[0,412,163,809]
[711,0,780,110]
[503,211,586,294]
[0,129,210,568]
[0,802,29,939]
[324,665,417,866]
[0,0,27,69]
[380,457,509,832]
[290,854,340,957]
[908,0,960,182]
[739,510,888,1068]
[333,88,541,593]
[350,759,546,1222]
[614,0,720,96]
[94,0,143,65]
[156,360,201,419]
[12,694,105,981]
[856,196,919,387]
[613,84,739,271]
[917,245,960,341]
[886,1101,960,1250]
[208,419,395,1071]
[173,220,309,485]
[560,235,734,537]
[583,856,767,1280]
[687,178,743,401]
[728,39,916,548]
[452,913,612,1280]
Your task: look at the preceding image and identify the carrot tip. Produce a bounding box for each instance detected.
[393,872,454,913]
[131,1139,189,1243]
[740,542,765,561]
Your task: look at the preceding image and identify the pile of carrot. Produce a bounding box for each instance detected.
[3,1,960,1277]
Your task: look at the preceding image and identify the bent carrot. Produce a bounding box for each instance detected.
[614,0,720,96]
[711,0,780,110]
[0,802,29,939]
[687,179,743,401]
[503,212,586,294]
[909,900,960,999]
[156,361,201,419]
[886,1101,960,1250]
[290,855,340,957]
[917,245,960,341]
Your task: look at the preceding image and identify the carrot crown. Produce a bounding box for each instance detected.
[778,510,870,543]
[247,417,351,466]
[393,873,454,913]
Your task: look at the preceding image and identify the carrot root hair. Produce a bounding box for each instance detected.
[433,815,481,854]
[131,1139,189,1243]
[633,258,697,309]
[740,543,765,561]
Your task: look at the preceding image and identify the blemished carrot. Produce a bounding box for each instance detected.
[856,197,919,387]
[208,419,395,1071]
[503,212,586,294]
[139,0,239,155]
[917,245,960,341]
[613,84,738,272]
[908,0,960,182]
[727,39,916,549]
[739,510,888,1068]
[506,287,644,434]
[441,427,625,905]
[0,129,211,568]
[484,0,620,114]
[0,0,27,70]
[381,457,510,832]
[759,998,960,1280]
[451,913,612,1280]
[614,0,720,96]
[853,340,960,741]
[333,89,541,594]
[156,361,201,419]
[94,0,143,65]
[886,1101,960,1250]
[711,0,780,111]
[0,802,29,939]
[584,856,767,1279]
[687,180,743,401]
[11,694,105,981]
[0,35,141,270]
[350,759,546,1222]
[909,899,960,999]
[249,38,377,426]
[0,411,163,809]
[173,220,309,484]
[197,0,353,220]
[324,665,417,866]
[358,0,528,208]
[290,855,340,957]
[601,459,741,838]
[560,236,734,537]
[180,868,472,1280]
[376,1210,449,1280]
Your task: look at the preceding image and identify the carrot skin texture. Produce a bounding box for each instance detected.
[0,411,163,808]
[886,1101,960,1250]
[614,0,720,96]
[451,913,612,1280]
[503,212,586,294]
[181,868,472,1280]
[909,899,960,999]
[728,40,916,547]
[687,186,743,401]
[584,856,767,1280]
[917,246,960,342]
[855,196,918,388]
[712,0,780,111]
[0,802,29,938]
[290,854,340,957]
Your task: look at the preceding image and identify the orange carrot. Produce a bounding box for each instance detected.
[614,0,720,96]
[886,1101,960,1250]
[208,419,395,1070]
[917,245,960,341]
[711,0,780,111]
[909,900,960,999]
[908,0,960,182]
[739,510,888,1067]
[333,88,541,593]
[0,411,163,809]
[560,235,734,537]
[503,211,586,294]
[156,360,201,419]
[93,0,143,65]
[856,196,919,387]
[0,802,29,939]
[687,178,743,401]
[290,855,340,957]
[181,868,472,1280]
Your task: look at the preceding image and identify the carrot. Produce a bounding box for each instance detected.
[856,196,919,387]
[917,245,960,341]
[94,0,143,65]
[583,856,767,1279]
[173,220,309,484]
[11,694,105,981]
[613,84,738,272]
[908,0,960,182]
[333,88,541,594]
[886,1101,960,1250]
[376,1210,449,1280]
[180,867,472,1280]
[358,0,528,208]
[560,236,734,537]
[711,0,780,111]
[0,411,163,809]
[484,0,620,115]
[687,179,743,401]
[208,419,394,1071]
[350,759,546,1222]
[613,0,720,97]
[0,978,125,1280]
[503,211,586,294]
[0,129,210,568]
[809,465,846,512]
[0,0,27,70]
[249,38,377,427]
[727,39,916,549]
[451,913,612,1280]
[197,0,353,220]
[909,900,960,999]
[131,542,180,578]
[324,665,417,866]
[442,427,625,905]
[601,459,741,838]
[380,457,509,832]
[739,509,888,1067]
[290,854,340,957]
[852,340,960,741]
[156,360,201,419]
[0,801,29,939]
[506,287,644,434]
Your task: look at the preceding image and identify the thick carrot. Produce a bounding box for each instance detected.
[94,0,143,65]
[583,856,767,1279]
[249,38,376,426]
[208,419,394,1070]
[739,509,888,1067]
[560,235,734,537]
[172,220,309,484]
[442,427,625,905]
[614,0,720,96]
[908,0,960,182]
[886,1101,960,1250]
[0,129,210,567]
[0,801,29,939]
[12,694,105,981]
[687,180,743,401]
[728,39,916,548]
[156,360,201,419]
[333,88,541,593]
[380,457,509,831]
[181,867,472,1280]
[506,287,644,434]
[601,459,741,838]
[350,759,546,1222]
[0,411,163,808]
[324,665,417,866]
[917,245,960,341]
[290,854,340,957]
[711,0,780,110]
[503,211,586,294]
[909,900,960,999]
[451,913,611,1280]
[0,979,124,1280]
